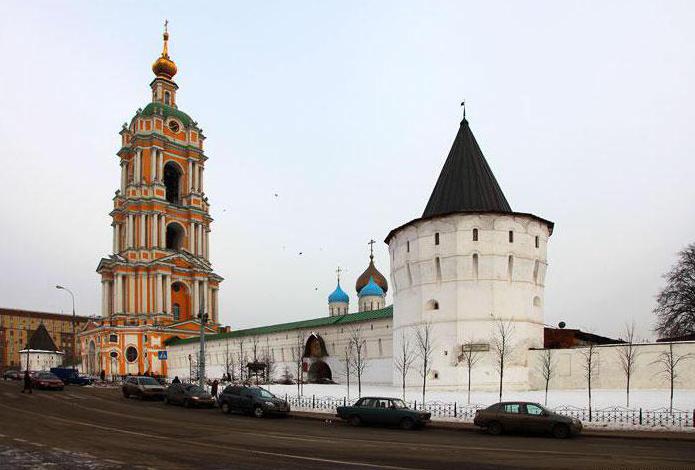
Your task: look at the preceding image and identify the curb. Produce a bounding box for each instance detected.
[288,410,695,442]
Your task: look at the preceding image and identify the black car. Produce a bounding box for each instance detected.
[473,402,582,438]
[3,370,21,381]
[336,397,431,430]
[165,383,216,408]
[218,385,290,418]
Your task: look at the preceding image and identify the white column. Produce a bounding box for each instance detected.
[192,280,200,317]
[155,273,162,313]
[141,273,147,313]
[203,279,209,319]
[128,274,135,313]
[213,288,219,323]
[112,224,118,253]
[157,150,163,182]
[152,214,158,248]
[198,224,203,256]
[165,275,172,314]
[127,214,134,248]
[150,149,156,184]
[160,215,166,248]
[114,275,121,314]
[101,281,107,317]
[120,162,127,193]
[189,222,195,253]
[188,160,193,193]
[199,166,204,194]
[140,214,146,248]
[134,149,141,184]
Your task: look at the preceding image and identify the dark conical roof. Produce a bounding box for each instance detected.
[422,119,511,217]
[26,323,59,352]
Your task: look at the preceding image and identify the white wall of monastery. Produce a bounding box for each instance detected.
[528,342,695,391]
[167,318,393,385]
[389,213,552,390]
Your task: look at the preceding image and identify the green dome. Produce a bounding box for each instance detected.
[140,102,195,128]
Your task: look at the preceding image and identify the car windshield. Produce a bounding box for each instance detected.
[138,377,159,385]
[390,399,408,409]
[186,385,205,394]
[254,389,275,399]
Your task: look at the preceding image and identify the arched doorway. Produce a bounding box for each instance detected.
[307,361,332,383]
[171,282,190,321]
[166,222,185,251]
[303,333,328,358]
[163,161,182,204]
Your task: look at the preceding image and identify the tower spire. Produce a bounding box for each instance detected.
[152,20,177,80]
[162,19,169,57]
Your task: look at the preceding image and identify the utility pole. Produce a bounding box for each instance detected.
[56,285,76,370]
[198,293,208,388]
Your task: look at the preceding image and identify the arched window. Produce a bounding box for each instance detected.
[164,91,171,105]
[508,255,514,281]
[163,162,182,204]
[533,296,542,307]
[426,299,439,310]
[473,228,479,241]
[472,253,479,280]
[434,233,440,245]
[166,222,185,250]
[435,257,442,281]
[509,230,514,243]
[535,235,540,248]
[173,303,180,321]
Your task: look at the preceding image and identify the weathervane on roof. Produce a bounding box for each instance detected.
[461,100,466,120]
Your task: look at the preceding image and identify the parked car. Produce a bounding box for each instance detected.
[122,376,166,400]
[218,385,290,418]
[3,370,21,381]
[31,372,65,390]
[50,368,93,386]
[165,383,216,408]
[336,397,431,430]
[473,402,582,438]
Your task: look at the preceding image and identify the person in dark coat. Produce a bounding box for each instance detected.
[211,379,219,398]
[100,369,106,382]
[21,370,32,394]
[171,376,181,384]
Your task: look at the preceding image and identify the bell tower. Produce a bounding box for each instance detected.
[81,24,223,377]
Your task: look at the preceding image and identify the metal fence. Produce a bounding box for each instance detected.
[285,395,695,428]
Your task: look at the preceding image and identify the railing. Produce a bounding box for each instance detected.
[284,395,695,428]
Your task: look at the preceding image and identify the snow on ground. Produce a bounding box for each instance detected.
[265,383,695,411]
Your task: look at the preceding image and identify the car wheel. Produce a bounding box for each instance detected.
[253,406,265,418]
[184,399,192,409]
[348,415,362,426]
[553,424,570,439]
[221,402,231,414]
[400,418,416,431]
[487,421,503,436]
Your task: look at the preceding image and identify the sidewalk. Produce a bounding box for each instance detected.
[289,410,695,442]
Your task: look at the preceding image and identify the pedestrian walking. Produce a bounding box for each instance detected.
[172,376,181,384]
[211,379,219,399]
[21,370,32,394]
[100,369,106,382]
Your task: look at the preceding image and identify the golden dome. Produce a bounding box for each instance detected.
[152,25,177,79]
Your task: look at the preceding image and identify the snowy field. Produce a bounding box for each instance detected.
[264,383,695,411]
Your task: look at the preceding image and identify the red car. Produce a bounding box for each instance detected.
[31,372,65,390]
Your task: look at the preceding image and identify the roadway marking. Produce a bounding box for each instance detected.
[13,438,28,443]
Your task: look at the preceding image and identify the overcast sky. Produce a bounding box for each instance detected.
[1,1,694,340]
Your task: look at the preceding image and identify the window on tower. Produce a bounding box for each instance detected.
[163,161,182,204]
[166,222,185,251]
[473,228,478,241]
[173,303,180,321]
[164,91,171,105]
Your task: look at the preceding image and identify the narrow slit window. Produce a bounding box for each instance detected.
[435,233,440,245]
[508,255,514,281]
[406,240,410,253]
[535,236,540,248]
[472,254,479,280]
[473,228,478,241]
[435,257,442,281]
[509,231,514,243]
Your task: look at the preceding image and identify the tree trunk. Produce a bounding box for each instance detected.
[467,367,472,405]
[498,362,504,402]
[588,375,592,421]
[670,374,674,413]
[544,379,549,406]
[421,359,427,404]
[626,374,630,408]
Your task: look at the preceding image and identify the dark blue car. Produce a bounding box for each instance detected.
[50,368,93,386]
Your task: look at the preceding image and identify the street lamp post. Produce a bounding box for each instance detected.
[56,285,76,370]
[198,299,208,389]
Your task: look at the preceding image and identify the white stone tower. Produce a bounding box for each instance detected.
[385,117,553,391]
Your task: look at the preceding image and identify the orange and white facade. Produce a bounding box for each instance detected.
[79,26,222,377]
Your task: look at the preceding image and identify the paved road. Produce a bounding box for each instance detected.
[0,381,693,470]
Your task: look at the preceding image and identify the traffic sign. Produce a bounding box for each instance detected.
[158,351,168,360]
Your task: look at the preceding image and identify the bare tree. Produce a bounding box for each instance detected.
[223,340,235,382]
[581,344,598,418]
[291,331,305,397]
[263,338,276,384]
[654,243,695,338]
[538,349,555,406]
[490,318,515,403]
[394,330,416,400]
[235,338,246,383]
[617,321,640,407]
[459,338,483,405]
[349,327,368,398]
[341,340,353,401]
[652,343,692,413]
[415,322,434,404]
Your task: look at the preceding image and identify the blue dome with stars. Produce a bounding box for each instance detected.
[328,282,350,304]
[358,276,384,297]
